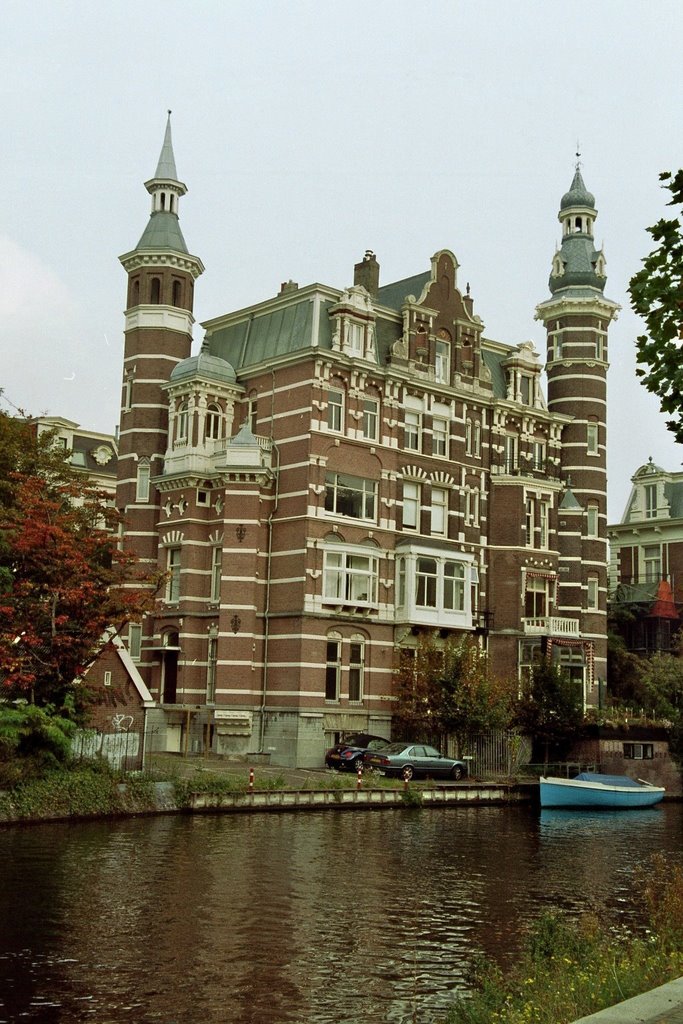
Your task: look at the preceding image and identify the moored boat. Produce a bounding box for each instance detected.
[539,772,665,809]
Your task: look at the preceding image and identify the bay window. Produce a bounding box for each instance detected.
[323,549,378,607]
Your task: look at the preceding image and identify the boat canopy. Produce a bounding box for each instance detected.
[575,773,650,788]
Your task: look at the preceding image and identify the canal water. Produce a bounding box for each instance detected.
[0,803,681,1024]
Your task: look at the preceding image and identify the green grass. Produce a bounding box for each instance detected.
[445,853,683,1024]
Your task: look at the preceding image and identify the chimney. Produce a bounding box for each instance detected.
[279,280,299,295]
[353,250,379,299]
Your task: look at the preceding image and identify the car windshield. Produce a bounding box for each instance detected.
[366,739,387,751]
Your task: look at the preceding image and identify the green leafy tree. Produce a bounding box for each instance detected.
[440,637,516,756]
[629,169,683,441]
[0,411,158,707]
[514,657,583,765]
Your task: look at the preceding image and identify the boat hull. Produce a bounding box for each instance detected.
[540,774,665,810]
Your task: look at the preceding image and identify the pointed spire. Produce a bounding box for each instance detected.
[154,110,179,181]
[560,166,595,212]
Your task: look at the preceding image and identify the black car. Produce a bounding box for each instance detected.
[325,733,390,771]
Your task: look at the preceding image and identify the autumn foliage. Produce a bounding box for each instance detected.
[0,413,157,706]
[392,633,516,755]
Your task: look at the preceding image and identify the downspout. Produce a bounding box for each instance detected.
[259,367,280,751]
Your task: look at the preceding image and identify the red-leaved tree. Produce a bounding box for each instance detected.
[0,415,158,706]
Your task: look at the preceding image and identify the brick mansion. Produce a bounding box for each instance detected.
[107,117,618,767]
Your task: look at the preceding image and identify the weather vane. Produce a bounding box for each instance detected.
[575,139,582,169]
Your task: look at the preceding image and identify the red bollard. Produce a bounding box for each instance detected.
[249,767,254,792]
[357,763,363,790]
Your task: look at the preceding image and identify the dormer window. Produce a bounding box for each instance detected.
[346,322,364,356]
[645,483,658,519]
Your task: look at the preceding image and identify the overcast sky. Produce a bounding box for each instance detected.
[2,0,682,520]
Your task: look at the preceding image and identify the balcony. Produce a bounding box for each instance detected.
[523,616,580,637]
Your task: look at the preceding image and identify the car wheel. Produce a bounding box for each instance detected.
[451,765,463,781]
[403,765,415,781]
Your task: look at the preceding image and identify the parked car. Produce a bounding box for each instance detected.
[325,733,390,771]
[363,743,468,781]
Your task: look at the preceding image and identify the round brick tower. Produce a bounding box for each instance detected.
[116,113,204,569]
[536,165,619,700]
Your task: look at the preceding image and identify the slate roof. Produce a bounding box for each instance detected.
[376,272,431,310]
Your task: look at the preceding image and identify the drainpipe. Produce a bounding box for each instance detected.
[259,368,280,751]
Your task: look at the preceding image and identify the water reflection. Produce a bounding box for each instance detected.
[0,803,681,1024]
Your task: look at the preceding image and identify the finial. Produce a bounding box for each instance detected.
[575,140,582,170]
[466,282,471,296]
[168,109,172,117]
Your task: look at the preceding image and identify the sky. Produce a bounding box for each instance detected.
[2,0,682,521]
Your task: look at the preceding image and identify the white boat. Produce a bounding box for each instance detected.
[539,772,665,809]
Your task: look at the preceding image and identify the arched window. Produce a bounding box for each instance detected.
[172,280,182,307]
[160,192,166,211]
[131,279,140,306]
[150,277,161,304]
[177,402,189,443]
[205,404,221,441]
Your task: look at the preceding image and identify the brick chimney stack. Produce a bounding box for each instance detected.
[353,250,379,298]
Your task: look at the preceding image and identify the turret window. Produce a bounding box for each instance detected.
[587,421,598,455]
[172,280,182,307]
[177,403,189,443]
[150,277,161,304]
[136,459,151,503]
[205,404,221,441]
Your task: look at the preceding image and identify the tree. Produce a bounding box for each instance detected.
[629,169,683,442]
[514,657,583,765]
[392,633,515,753]
[440,637,516,756]
[0,412,157,707]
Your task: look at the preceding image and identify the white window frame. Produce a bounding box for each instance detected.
[166,547,181,604]
[394,546,474,628]
[465,489,480,528]
[346,321,364,356]
[587,421,598,456]
[402,481,420,531]
[206,635,218,702]
[348,636,365,702]
[404,411,421,452]
[526,494,550,549]
[533,440,546,472]
[644,484,658,520]
[524,576,550,618]
[504,434,519,472]
[435,340,450,384]
[324,472,377,522]
[430,487,448,537]
[177,403,189,443]
[136,459,151,503]
[432,417,448,458]
[327,389,344,433]
[322,548,379,608]
[586,504,599,538]
[362,398,379,441]
[642,544,661,583]
[205,403,222,441]
[210,546,222,603]
[128,623,142,662]
[587,576,599,610]
[325,635,341,702]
